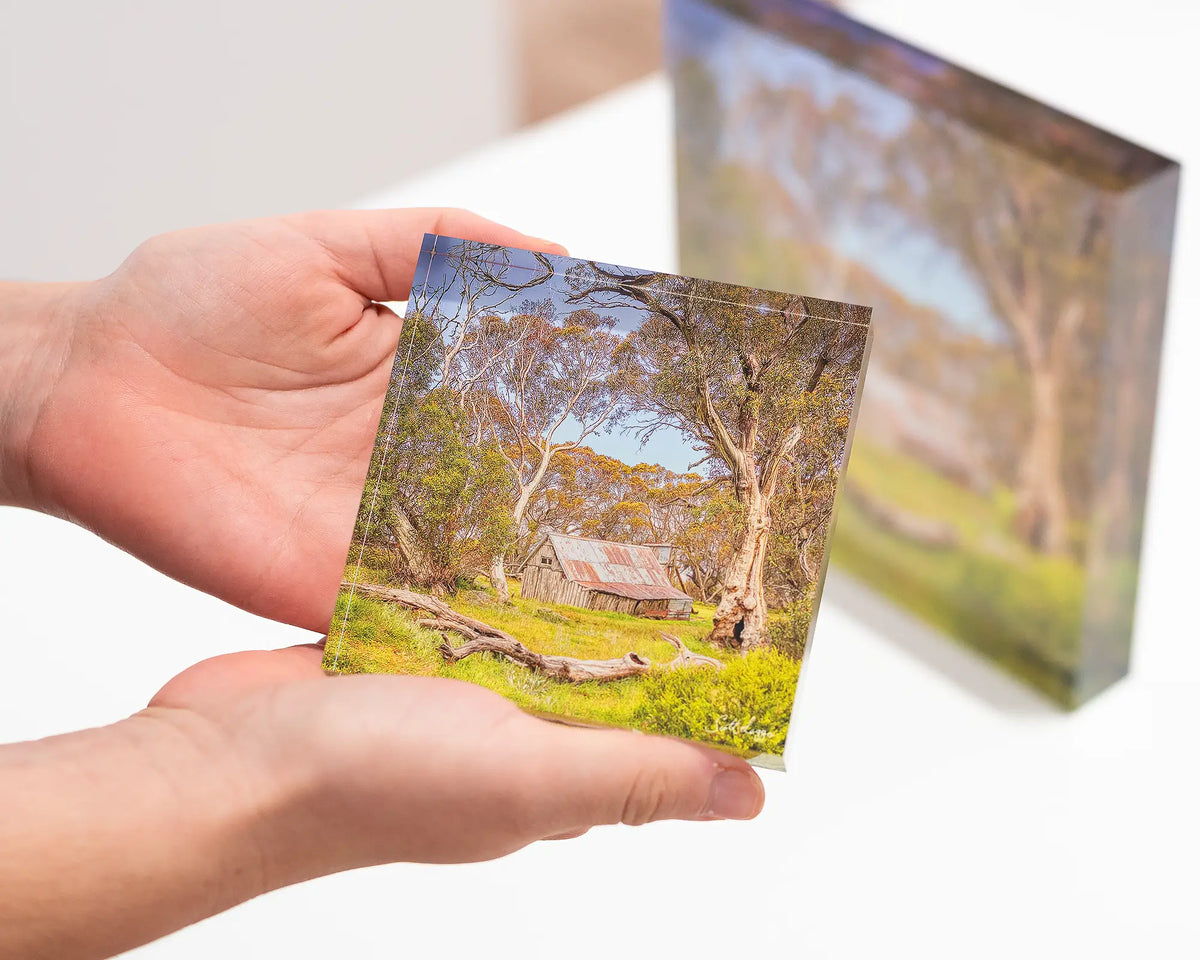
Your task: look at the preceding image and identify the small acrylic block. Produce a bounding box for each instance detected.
[323,235,873,766]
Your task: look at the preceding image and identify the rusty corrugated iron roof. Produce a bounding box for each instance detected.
[574,580,692,602]
[543,532,692,603]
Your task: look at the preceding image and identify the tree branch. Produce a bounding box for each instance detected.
[340,583,727,684]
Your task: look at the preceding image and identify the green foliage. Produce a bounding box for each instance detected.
[348,549,406,589]
[324,585,799,758]
[767,590,814,660]
[634,649,801,756]
[356,386,513,590]
[352,311,440,547]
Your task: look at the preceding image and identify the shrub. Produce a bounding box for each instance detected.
[767,593,814,659]
[348,546,408,588]
[633,648,801,756]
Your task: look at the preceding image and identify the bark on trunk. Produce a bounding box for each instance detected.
[489,451,553,601]
[1013,365,1070,554]
[388,504,435,584]
[488,554,511,602]
[1095,389,1135,557]
[707,493,771,650]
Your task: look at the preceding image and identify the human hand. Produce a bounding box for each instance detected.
[0,211,766,960]
[0,642,763,959]
[154,642,766,865]
[21,210,558,631]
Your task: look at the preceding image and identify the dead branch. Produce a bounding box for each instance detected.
[342,580,653,682]
[439,636,652,682]
[344,581,510,637]
[416,617,482,641]
[342,581,730,682]
[661,633,725,671]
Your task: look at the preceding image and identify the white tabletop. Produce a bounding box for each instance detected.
[2,2,1197,956]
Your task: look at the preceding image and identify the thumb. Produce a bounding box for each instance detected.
[519,718,766,835]
[286,207,568,304]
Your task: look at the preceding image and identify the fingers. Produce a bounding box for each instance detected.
[517,716,765,838]
[287,208,569,303]
[149,644,326,708]
[545,828,591,841]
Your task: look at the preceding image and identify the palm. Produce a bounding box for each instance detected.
[33,211,551,631]
[150,642,763,871]
[151,643,559,867]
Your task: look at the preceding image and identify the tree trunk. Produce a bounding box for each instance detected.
[490,450,554,601]
[489,554,511,602]
[387,504,435,585]
[1013,365,1070,554]
[707,493,771,650]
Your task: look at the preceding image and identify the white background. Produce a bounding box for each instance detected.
[0,0,516,282]
[2,1,1198,957]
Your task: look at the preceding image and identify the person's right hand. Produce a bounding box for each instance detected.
[22,209,557,633]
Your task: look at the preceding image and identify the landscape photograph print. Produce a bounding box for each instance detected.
[324,235,872,765]
[668,0,1179,705]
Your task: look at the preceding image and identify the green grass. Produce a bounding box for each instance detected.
[847,441,1008,543]
[834,441,1089,705]
[324,578,800,757]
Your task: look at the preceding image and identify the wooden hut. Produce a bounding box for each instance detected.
[519,532,693,620]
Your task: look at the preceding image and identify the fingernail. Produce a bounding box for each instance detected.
[531,237,568,254]
[705,768,764,820]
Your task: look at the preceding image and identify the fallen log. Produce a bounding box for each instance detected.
[439,636,652,682]
[343,581,510,637]
[340,580,726,683]
[662,633,725,671]
[415,618,482,641]
[343,579,653,682]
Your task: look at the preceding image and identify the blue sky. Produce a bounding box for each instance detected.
[412,238,704,474]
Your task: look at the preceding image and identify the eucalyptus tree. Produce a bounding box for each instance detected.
[567,263,868,649]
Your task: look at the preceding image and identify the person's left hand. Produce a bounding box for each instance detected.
[26,210,558,631]
[153,641,765,866]
[2,635,764,960]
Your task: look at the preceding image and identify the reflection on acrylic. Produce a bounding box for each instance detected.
[324,235,872,766]
[668,0,1180,706]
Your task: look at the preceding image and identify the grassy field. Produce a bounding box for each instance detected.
[834,441,1091,705]
[324,570,801,759]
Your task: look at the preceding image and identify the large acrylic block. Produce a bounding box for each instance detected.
[668,0,1180,706]
[324,234,873,768]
